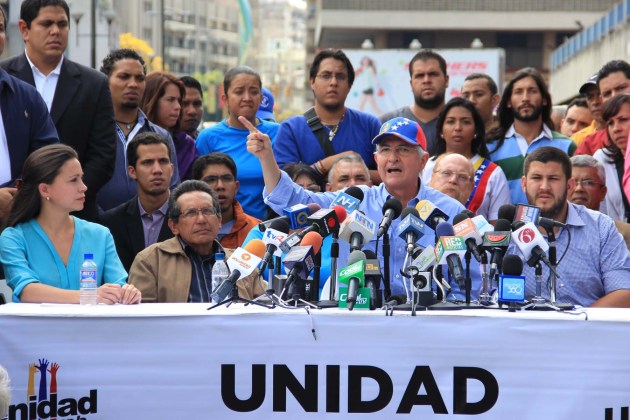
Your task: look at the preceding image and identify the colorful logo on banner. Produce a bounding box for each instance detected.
[6,358,98,420]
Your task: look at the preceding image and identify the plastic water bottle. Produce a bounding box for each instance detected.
[211,253,229,302]
[80,253,98,305]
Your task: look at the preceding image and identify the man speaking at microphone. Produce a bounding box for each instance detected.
[245,115,475,298]
[129,181,266,302]
[513,147,630,307]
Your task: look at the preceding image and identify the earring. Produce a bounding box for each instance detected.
[473,134,477,138]
[45,196,50,201]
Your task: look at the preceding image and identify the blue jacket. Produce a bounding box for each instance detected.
[0,69,58,186]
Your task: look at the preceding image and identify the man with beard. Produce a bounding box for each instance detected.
[272,49,381,183]
[100,132,175,272]
[487,67,575,205]
[428,153,475,206]
[508,146,630,307]
[192,152,260,249]
[97,49,180,211]
[379,50,449,156]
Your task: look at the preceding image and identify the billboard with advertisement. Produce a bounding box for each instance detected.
[344,49,505,117]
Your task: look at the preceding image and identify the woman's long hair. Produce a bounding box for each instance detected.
[601,94,630,165]
[4,144,79,228]
[433,97,488,159]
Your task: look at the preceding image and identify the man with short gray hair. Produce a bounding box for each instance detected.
[326,154,372,192]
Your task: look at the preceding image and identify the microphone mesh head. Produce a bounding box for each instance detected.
[493,219,512,232]
[345,186,365,202]
[348,250,366,265]
[300,231,323,255]
[498,204,517,222]
[383,198,403,218]
[502,254,524,276]
[452,212,470,225]
[269,218,290,234]
[435,221,454,237]
[244,239,267,258]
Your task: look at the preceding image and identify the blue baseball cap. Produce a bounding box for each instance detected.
[372,117,427,151]
[257,88,276,122]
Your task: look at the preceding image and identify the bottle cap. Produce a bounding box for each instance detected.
[215,253,225,261]
[84,253,93,260]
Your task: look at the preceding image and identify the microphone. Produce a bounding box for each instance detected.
[377,198,403,237]
[416,199,449,231]
[396,208,425,254]
[363,250,382,310]
[411,244,436,271]
[257,215,289,232]
[282,232,323,295]
[498,254,526,309]
[482,218,512,281]
[452,214,485,262]
[210,239,266,303]
[514,204,567,230]
[279,206,347,253]
[330,186,364,214]
[383,294,407,308]
[339,250,366,311]
[434,222,467,291]
[282,203,322,230]
[472,214,493,235]
[498,204,517,226]
[511,222,559,277]
[259,219,291,273]
[338,210,377,252]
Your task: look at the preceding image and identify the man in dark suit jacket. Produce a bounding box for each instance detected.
[0,0,116,222]
[0,4,58,223]
[100,132,175,272]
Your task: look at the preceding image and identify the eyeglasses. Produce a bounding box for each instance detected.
[203,174,235,185]
[376,145,417,157]
[180,207,219,220]
[316,72,348,82]
[434,169,473,183]
[573,179,602,188]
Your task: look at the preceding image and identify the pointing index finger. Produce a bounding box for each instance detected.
[239,116,259,134]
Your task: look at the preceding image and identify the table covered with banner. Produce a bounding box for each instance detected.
[0,303,629,419]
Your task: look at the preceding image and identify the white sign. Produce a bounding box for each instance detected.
[344,49,505,117]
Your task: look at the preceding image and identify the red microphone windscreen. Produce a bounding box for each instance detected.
[300,231,323,255]
[332,205,347,223]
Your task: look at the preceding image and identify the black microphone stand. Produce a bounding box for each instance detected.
[522,261,560,311]
[282,275,319,309]
[208,281,273,310]
[543,229,573,310]
[382,232,392,300]
[248,255,286,307]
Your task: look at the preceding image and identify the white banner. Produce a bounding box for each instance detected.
[344,49,505,117]
[1,304,629,419]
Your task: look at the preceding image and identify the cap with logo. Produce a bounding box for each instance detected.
[257,87,276,122]
[372,117,427,151]
[578,73,598,95]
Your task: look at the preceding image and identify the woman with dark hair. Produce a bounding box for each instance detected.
[0,145,140,304]
[195,66,280,220]
[141,71,197,179]
[282,163,325,193]
[594,94,630,222]
[422,97,510,221]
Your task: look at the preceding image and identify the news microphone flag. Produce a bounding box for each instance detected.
[499,275,526,302]
[338,259,369,310]
[283,204,312,229]
[225,247,262,276]
[514,204,541,225]
[434,236,467,264]
[262,228,288,257]
[331,191,361,214]
[412,245,436,271]
[472,215,493,235]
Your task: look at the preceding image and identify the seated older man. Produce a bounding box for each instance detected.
[129,180,265,302]
[429,153,475,206]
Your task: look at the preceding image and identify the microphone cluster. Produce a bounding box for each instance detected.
[218,190,569,313]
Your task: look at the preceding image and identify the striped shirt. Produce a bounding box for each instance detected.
[488,124,576,205]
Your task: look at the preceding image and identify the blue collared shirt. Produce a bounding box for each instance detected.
[264,171,479,299]
[508,203,630,307]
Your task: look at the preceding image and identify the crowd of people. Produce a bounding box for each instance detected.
[0,0,629,309]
